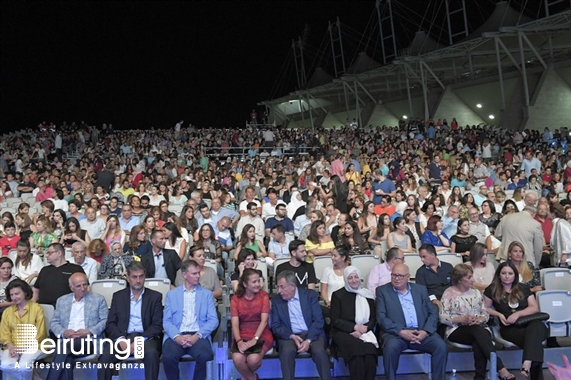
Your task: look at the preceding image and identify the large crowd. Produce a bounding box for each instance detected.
[0,118,571,380]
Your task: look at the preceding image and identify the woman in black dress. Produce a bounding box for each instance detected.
[484,262,549,380]
[450,218,478,262]
[330,266,378,380]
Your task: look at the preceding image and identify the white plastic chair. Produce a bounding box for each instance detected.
[438,253,464,268]
[537,290,571,337]
[403,254,425,280]
[91,279,127,308]
[204,259,218,274]
[273,257,290,270]
[21,193,36,203]
[541,268,571,291]
[255,259,269,292]
[145,278,171,305]
[6,197,22,208]
[38,304,55,359]
[350,255,380,283]
[312,256,332,281]
[2,207,16,216]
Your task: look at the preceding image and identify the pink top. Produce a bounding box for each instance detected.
[366,262,391,294]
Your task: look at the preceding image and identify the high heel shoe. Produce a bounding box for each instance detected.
[520,367,530,378]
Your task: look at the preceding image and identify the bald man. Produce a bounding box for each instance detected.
[47,272,108,380]
[376,263,448,380]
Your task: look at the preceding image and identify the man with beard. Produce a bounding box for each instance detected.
[274,239,316,290]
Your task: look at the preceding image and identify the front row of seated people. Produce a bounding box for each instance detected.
[0,241,556,380]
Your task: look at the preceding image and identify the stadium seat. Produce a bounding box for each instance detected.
[145,278,171,305]
[350,255,380,283]
[537,290,571,337]
[273,257,290,270]
[2,207,17,216]
[168,204,182,214]
[39,304,55,360]
[438,253,463,267]
[91,279,127,308]
[541,268,571,291]
[6,197,22,208]
[255,259,269,292]
[404,254,424,280]
[204,259,218,274]
[312,256,331,281]
[22,193,36,203]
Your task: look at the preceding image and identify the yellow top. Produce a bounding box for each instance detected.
[304,239,335,252]
[0,301,47,347]
[345,171,361,184]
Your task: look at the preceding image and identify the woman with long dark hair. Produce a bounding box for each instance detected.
[338,220,369,256]
[450,218,478,262]
[484,262,549,379]
[163,222,188,260]
[234,224,268,261]
[305,220,335,263]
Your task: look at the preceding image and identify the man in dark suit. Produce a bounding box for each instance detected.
[270,270,331,380]
[376,263,447,380]
[97,262,163,380]
[141,228,182,285]
[94,163,115,193]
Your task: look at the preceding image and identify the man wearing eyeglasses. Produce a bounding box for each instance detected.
[32,242,85,307]
[235,202,265,244]
[376,263,448,380]
[468,207,490,244]
[441,205,459,239]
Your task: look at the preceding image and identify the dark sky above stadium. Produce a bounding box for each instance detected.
[1,1,547,132]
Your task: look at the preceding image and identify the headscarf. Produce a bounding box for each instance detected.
[287,191,306,219]
[343,266,378,347]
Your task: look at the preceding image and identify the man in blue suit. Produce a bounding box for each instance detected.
[162,259,219,380]
[270,270,331,380]
[47,272,108,380]
[376,263,448,380]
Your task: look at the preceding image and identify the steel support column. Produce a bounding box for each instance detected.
[495,37,506,110]
[518,32,530,106]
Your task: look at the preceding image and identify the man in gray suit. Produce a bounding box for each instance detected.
[376,263,447,380]
[495,204,544,265]
[47,272,108,380]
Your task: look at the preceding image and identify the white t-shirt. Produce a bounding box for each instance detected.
[320,266,345,302]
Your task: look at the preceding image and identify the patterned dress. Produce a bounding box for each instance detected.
[230,290,274,354]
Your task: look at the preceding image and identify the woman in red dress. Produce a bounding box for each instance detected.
[230,268,274,380]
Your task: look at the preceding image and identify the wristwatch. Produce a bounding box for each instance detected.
[254,336,259,341]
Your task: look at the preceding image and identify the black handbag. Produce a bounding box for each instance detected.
[230,339,265,354]
[514,312,549,327]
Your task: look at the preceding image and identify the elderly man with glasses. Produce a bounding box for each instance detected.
[376,263,448,380]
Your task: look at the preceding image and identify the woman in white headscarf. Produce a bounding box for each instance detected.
[286,190,306,219]
[330,266,378,380]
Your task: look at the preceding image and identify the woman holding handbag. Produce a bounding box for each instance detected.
[484,262,549,379]
[440,264,515,380]
[231,268,274,380]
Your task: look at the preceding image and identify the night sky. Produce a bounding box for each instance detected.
[0,1,549,132]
